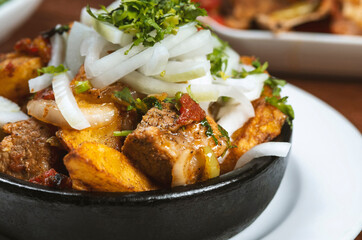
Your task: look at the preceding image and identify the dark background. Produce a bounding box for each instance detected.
[0,0,361,239]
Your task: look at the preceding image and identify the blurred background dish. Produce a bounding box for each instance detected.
[0,0,42,44]
[201,16,362,79]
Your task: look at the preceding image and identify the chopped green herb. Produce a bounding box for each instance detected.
[37,64,68,76]
[114,87,163,114]
[74,80,92,94]
[207,36,229,77]
[264,77,287,96]
[231,59,268,79]
[143,96,163,110]
[0,0,10,6]
[114,130,133,137]
[201,118,218,145]
[218,124,236,151]
[87,0,207,49]
[265,96,295,126]
[41,24,70,39]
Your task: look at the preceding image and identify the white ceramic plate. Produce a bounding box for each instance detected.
[201,17,362,79]
[231,84,362,240]
[0,0,42,44]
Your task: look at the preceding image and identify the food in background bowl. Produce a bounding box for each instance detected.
[0,0,293,191]
[197,0,362,35]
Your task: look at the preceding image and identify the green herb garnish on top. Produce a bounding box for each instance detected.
[207,36,229,77]
[114,87,163,115]
[231,59,268,79]
[265,96,294,127]
[87,0,207,49]
[0,0,10,6]
[37,64,68,76]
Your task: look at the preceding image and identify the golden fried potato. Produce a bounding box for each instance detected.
[220,92,287,174]
[0,53,42,102]
[64,142,157,192]
[57,118,123,151]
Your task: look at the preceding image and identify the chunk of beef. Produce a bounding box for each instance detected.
[0,118,64,180]
[122,103,228,187]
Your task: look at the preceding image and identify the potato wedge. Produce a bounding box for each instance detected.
[0,53,42,102]
[220,89,287,174]
[64,142,157,192]
[57,118,123,151]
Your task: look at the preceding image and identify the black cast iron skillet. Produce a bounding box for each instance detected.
[0,123,292,240]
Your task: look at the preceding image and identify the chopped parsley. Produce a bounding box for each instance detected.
[87,0,207,49]
[201,118,218,145]
[207,36,229,77]
[114,87,162,114]
[0,0,10,6]
[41,24,70,39]
[37,64,68,76]
[74,80,92,94]
[231,59,269,78]
[264,77,287,96]
[265,96,295,126]
[114,130,133,137]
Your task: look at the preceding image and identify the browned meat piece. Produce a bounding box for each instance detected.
[123,103,228,187]
[220,91,287,174]
[0,53,43,102]
[29,168,72,190]
[0,118,64,180]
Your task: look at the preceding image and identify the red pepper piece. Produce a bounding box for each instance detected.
[33,87,55,100]
[29,169,72,190]
[177,94,206,126]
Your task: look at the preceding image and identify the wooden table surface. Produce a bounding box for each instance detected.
[0,0,361,239]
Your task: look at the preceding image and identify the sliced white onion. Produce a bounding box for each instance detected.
[80,7,96,27]
[82,33,110,78]
[87,22,197,79]
[155,59,210,83]
[189,72,213,85]
[52,72,90,130]
[172,150,190,187]
[86,42,146,78]
[0,112,29,127]
[28,74,53,93]
[65,22,95,76]
[0,97,29,126]
[175,40,213,60]
[91,46,155,88]
[0,96,21,112]
[48,28,66,67]
[121,71,219,102]
[224,47,240,75]
[138,43,169,76]
[234,142,291,169]
[107,0,122,11]
[27,100,117,129]
[214,73,269,101]
[217,87,255,135]
[93,20,133,46]
[169,29,212,58]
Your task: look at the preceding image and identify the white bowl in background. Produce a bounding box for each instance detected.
[0,0,42,44]
[201,16,362,79]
